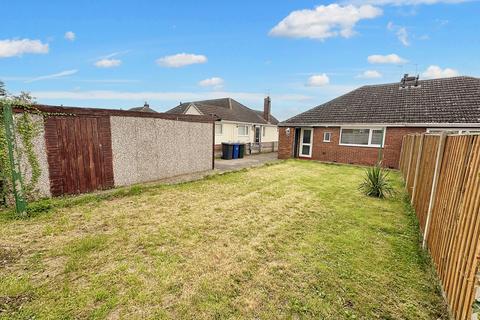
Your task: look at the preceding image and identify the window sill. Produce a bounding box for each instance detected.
[339,143,383,148]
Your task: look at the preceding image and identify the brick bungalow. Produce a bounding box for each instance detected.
[278,75,480,168]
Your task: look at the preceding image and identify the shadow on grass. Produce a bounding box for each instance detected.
[0,161,284,221]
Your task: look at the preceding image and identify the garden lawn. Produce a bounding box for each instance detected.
[0,160,447,319]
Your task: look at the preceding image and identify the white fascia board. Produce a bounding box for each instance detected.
[219,119,277,127]
[278,122,480,128]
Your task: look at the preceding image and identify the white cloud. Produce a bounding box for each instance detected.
[156,53,207,68]
[97,51,128,59]
[307,74,330,86]
[269,4,382,40]
[368,53,407,64]
[396,27,409,46]
[198,77,224,89]
[76,79,139,83]
[387,22,409,46]
[357,70,382,78]
[24,69,78,83]
[422,65,459,79]
[30,90,311,105]
[94,58,122,68]
[346,0,468,5]
[0,39,49,58]
[64,31,76,41]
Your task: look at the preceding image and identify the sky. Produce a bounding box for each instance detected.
[1,0,479,120]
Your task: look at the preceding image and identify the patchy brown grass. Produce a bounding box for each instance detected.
[0,160,447,319]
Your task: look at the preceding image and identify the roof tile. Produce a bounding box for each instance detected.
[166,98,279,125]
[282,76,480,125]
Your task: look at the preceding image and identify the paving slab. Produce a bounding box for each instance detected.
[214,152,279,172]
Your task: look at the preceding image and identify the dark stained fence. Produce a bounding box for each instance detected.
[44,115,114,196]
[399,133,480,320]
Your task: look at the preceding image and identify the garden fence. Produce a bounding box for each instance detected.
[399,133,480,320]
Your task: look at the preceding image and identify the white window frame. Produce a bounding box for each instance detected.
[215,123,223,135]
[339,127,386,148]
[238,125,250,137]
[299,128,313,157]
[323,132,331,142]
[427,128,480,135]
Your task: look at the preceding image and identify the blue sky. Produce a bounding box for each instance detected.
[1,0,479,120]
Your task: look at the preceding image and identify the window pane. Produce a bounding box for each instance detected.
[429,129,459,134]
[302,130,312,143]
[341,129,369,145]
[302,145,310,155]
[371,129,384,145]
[215,124,222,134]
[238,126,248,136]
[324,132,331,142]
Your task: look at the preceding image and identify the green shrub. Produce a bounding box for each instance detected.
[359,163,393,198]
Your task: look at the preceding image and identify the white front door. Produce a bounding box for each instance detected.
[299,128,313,157]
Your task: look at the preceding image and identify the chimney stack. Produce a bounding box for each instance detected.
[263,96,271,123]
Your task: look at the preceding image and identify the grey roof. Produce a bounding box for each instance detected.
[281,76,480,126]
[166,98,279,125]
[129,103,157,113]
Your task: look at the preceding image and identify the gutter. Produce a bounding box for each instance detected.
[277,122,480,128]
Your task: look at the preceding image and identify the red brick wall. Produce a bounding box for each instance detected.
[278,127,295,159]
[278,126,425,168]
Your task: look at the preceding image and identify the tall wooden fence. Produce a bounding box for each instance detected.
[399,133,480,320]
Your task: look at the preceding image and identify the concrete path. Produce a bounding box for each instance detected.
[214,152,279,172]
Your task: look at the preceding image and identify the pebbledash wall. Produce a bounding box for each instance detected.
[17,105,214,198]
[16,114,51,197]
[278,126,425,169]
[110,116,213,186]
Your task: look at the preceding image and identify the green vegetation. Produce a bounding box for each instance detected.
[359,163,394,198]
[0,161,447,319]
[0,86,45,210]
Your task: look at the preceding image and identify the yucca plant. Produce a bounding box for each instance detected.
[359,162,393,198]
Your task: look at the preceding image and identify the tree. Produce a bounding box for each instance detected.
[0,80,6,97]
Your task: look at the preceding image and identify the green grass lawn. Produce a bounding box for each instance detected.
[0,160,447,319]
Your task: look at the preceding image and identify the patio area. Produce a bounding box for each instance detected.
[214,152,278,172]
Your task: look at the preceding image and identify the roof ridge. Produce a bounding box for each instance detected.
[361,75,479,88]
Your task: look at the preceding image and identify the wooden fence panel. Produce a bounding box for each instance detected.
[412,134,439,232]
[400,133,480,320]
[406,134,421,195]
[399,135,408,174]
[45,115,114,196]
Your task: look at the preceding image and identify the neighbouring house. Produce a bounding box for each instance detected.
[129,102,157,112]
[167,97,279,157]
[278,75,480,169]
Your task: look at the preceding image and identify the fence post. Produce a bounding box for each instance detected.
[422,132,447,249]
[399,136,405,171]
[411,133,425,205]
[2,103,27,214]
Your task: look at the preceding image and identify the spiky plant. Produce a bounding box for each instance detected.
[359,163,393,198]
